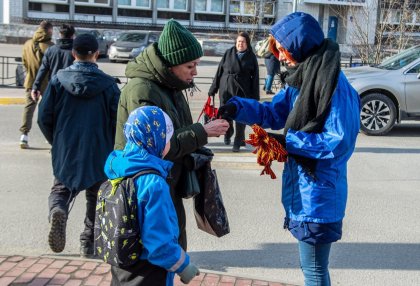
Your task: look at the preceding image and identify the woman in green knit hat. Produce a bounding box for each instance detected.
[113,17,229,272]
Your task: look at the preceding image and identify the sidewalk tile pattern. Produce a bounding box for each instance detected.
[0,255,294,286]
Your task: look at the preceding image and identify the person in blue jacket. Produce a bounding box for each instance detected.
[218,12,361,286]
[105,106,199,285]
[38,33,120,258]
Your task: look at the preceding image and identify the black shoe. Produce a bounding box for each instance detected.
[266,90,275,95]
[232,145,240,152]
[224,137,231,145]
[80,241,96,258]
[48,208,67,253]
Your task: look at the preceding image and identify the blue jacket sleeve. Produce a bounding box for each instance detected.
[37,78,56,144]
[137,177,190,273]
[228,87,295,130]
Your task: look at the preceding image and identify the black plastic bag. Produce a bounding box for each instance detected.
[194,163,230,237]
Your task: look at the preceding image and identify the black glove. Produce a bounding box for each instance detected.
[267,132,286,147]
[217,103,237,120]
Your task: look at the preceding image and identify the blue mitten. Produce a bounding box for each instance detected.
[179,263,200,284]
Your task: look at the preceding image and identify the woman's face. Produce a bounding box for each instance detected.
[170,59,200,83]
[275,41,298,66]
[236,36,248,52]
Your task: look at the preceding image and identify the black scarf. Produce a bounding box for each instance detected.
[283,39,341,178]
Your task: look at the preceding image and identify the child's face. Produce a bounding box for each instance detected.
[162,141,171,158]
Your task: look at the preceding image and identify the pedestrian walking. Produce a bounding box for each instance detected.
[263,52,280,95]
[217,12,361,286]
[31,24,75,101]
[113,19,229,251]
[106,106,200,285]
[208,32,260,152]
[19,20,54,149]
[37,33,120,258]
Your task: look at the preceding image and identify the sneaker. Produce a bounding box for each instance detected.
[80,241,96,259]
[48,208,67,253]
[266,90,275,95]
[20,134,29,149]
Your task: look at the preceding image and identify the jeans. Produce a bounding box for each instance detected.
[19,89,37,135]
[265,74,275,91]
[298,241,332,286]
[48,178,102,244]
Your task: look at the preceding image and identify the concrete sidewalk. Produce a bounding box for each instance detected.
[0,255,294,286]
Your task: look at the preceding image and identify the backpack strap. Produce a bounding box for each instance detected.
[131,169,161,181]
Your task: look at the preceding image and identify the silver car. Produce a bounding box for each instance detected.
[343,45,420,135]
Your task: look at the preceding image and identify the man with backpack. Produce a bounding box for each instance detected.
[37,33,120,258]
[19,20,54,149]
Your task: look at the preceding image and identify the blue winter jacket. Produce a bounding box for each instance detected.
[229,71,360,225]
[104,143,190,286]
[38,62,120,191]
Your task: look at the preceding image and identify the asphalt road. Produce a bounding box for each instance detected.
[1,43,420,285]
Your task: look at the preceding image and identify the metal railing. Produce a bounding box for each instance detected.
[0,56,25,88]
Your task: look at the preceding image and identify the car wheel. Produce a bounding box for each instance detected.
[360,93,396,136]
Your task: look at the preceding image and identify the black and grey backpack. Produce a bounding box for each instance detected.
[94,169,160,267]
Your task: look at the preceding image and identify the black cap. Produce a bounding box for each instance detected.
[73,33,98,55]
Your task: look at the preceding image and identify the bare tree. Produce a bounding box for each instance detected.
[331,0,417,65]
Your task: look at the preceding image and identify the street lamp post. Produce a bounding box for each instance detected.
[292,0,298,12]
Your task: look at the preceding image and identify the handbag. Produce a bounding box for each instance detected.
[178,147,214,199]
[197,95,218,124]
[193,161,230,237]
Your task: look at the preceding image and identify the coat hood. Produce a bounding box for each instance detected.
[32,27,52,43]
[56,38,73,50]
[270,12,324,63]
[125,43,191,91]
[104,144,173,180]
[56,62,116,97]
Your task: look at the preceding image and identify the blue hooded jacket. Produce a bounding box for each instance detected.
[104,106,189,285]
[227,12,361,244]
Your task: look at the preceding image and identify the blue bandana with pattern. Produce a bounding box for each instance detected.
[123,106,168,158]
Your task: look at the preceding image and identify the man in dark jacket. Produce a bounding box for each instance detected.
[19,20,54,149]
[38,33,120,257]
[32,24,75,100]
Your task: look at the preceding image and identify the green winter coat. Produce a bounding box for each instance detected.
[22,27,54,91]
[115,43,208,190]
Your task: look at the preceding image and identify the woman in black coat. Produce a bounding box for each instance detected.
[209,32,260,152]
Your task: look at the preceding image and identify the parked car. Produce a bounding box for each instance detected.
[343,45,420,135]
[108,31,160,63]
[75,28,109,57]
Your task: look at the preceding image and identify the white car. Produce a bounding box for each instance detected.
[343,45,420,135]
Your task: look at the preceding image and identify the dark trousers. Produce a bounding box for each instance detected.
[225,120,246,147]
[111,260,167,286]
[19,89,37,135]
[48,178,102,244]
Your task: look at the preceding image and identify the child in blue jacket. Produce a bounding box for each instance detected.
[104,106,199,285]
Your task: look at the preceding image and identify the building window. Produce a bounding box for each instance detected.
[230,0,255,16]
[75,0,110,4]
[29,0,67,2]
[157,0,187,11]
[118,0,150,8]
[264,1,275,17]
[195,0,223,13]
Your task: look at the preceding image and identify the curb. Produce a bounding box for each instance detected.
[0,98,25,105]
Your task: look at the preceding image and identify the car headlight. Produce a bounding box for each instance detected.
[131,46,145,54]
[109,46,117,53]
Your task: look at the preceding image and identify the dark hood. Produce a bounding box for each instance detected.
[125,43,191,91]
[56,62,116,97]
[56,38,73,50]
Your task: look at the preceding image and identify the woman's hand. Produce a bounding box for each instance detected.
[203,119,230,137]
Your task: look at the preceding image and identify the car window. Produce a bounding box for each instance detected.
[148,34,159,43]
[378,46,420,70]
[406,63,420,74]
[118,33,147,43]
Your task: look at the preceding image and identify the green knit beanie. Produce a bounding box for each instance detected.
[158,19,203,67]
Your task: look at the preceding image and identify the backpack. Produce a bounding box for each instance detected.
[94,169,160,267]
[255,38,271,58]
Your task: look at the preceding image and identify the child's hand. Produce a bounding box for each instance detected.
[179,263,200,284]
